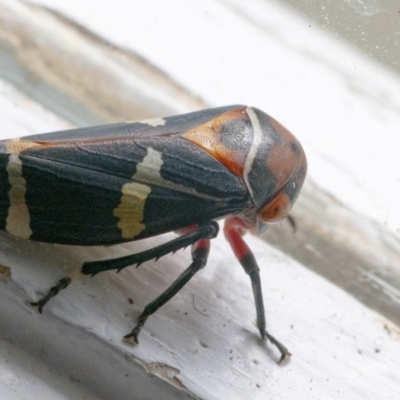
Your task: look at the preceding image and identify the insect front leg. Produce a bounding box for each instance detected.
[224,217,291,363]
[125,238,211,344]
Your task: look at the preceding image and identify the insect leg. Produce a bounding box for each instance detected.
[286,214,297,232]
[30,277,72,312]
[224,218,291,363]
[125,238,211,343]
[31,222,218,312]
[82,221,219,275]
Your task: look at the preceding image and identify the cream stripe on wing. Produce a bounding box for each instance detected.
[114,144,221,240]
[113,148,157,239]
[6,153,32,239]
[113,181,151,240]
[134,147,217,200]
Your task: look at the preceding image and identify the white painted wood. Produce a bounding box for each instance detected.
[1,78,399,400]
[0,0,399,399]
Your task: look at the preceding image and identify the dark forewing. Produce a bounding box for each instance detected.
[0,121,251,245]
[24,105,243,142]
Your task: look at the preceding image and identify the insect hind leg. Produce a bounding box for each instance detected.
[30,222,218,313]
[30,276,72,312]
[82,221,219,275]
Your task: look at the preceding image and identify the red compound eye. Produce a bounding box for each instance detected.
[259,193,292,223]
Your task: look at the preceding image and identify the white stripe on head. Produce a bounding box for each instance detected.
[243,107,264,201]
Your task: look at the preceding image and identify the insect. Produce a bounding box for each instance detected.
[0,105,307,362]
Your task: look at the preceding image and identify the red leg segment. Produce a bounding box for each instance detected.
[224,217,291,363]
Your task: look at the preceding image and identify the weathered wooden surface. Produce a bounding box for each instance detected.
[0,0,399,399]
